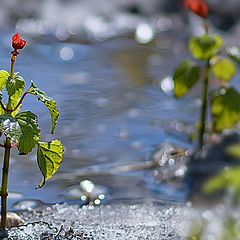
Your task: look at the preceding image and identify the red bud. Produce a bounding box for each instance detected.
[11,33,26,56]
[184,0,208,18]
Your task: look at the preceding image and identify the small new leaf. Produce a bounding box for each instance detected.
[6,75,25,100]
[0,70,9,90]
[6,75,25,114]
[28,81,59,134]
[211,57,236,81]
[36,140,63,189]
[173,60,200,98]
[226,46,240,66]
[189,34,223,60]
[212,87,240,131]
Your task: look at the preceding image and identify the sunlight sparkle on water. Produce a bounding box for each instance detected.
[161,76,174,95]
[94,199,101,205]
[81,195,87,201]
[80,180,95,193]
[60,46,74,61]
[135,23,154,44]
[98,194,105,200]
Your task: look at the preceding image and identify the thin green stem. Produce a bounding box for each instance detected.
[198,59,210,149]
[10,56,16,79]
[0,55,16,232]
[0,137,11,232]
[5,55,17,114]
[203,20,209,34]
[0,102,7,113]
[10,91,30,112]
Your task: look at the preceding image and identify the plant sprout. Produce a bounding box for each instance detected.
[0,33,63,236]
[173,0,240,149]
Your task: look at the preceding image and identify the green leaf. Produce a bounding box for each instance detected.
[173,60,200,98]
[220,218,240,240]
[211,57,236,81]
[189,34,223,60]
[6,75,25,115]
[36,140,63,189]
[0,91,4,115]
[0,111,40,154]
[15,111,40,154]
[226,143,240,159]
[203,166,240,193]
[226,46,240,66]
[187,221,204,240]
[6,75,25,100]
[0,70,9,90]
[212,87,240,131]
[28,81,59,134]
[0,114,21,143]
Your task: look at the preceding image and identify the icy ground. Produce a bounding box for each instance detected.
[7,202,188,239]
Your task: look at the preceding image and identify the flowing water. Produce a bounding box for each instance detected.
[1,0,238,210]
[0,29,201,210]
[1,2,240,239]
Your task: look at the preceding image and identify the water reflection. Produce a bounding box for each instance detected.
[112,43,154,87]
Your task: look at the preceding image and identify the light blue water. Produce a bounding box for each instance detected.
[0,31,199,209]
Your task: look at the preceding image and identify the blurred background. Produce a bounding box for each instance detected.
[0,0,240,212]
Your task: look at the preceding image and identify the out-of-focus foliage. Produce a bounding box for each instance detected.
[211,57,236,81]
[187,221,204,240]
[172,27,240,143]
[203,142,240,199]
[212,87,240,131]
[203,166,240,194]
[226,46,240,66]
[188,217,240,240]
[226,143,240,158]
[173,60,200,98]
[220,218,240,240]
[189,34,223,60]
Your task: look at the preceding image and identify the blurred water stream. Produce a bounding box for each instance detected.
[1,0,239,211]
[2,2,240,240]
[0,30,202,210]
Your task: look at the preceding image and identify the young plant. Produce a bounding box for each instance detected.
[173,0,240,149]
[0,33,63,235]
